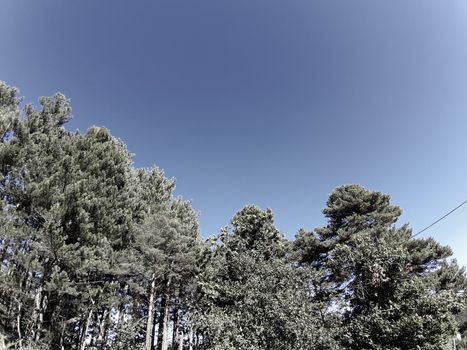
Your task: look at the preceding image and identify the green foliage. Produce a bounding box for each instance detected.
[195,206,338,350]
[295,185,466,349]
[0,82,200,349]
[1,82,465,349]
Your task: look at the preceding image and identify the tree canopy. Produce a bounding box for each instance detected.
[1,81,466,349]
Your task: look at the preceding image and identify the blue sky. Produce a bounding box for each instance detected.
[1,0,466,266]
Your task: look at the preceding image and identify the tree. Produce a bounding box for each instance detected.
[0,81,203,349]
[2,81,466,350]
[296,185,466,349]
[0,85,78,347]
[132,200,201,350]
[196,205,335,350]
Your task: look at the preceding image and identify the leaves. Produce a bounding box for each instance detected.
[1,81,465,350]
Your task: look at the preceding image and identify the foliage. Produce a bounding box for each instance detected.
[1,81,465,349]
[294,185,466,349]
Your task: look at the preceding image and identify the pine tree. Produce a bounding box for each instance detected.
[297,185,467,349]
[1,82,165,348]
[2,81,466,350]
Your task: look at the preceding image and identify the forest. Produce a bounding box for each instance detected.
[0,81,466,350]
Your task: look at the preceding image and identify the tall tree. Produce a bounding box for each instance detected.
[296,185,466,350]
[2,81,466,350]
[1,82,157,348]
[131,192,201,350]
[196,205,335,350]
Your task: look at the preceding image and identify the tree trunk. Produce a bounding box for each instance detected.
[188,327,193,350]
[177,328,184,350]
[151,299,159,350]
[157,293,169,350]
[102,312,110,346]
[30,287,39,339]
[34,288,46,342]
[172,306,179,348]
[97,308,108,346]
[173,307,185,350]
[16,300,22,347]
[145,273,156,350]
[80,309,93,350]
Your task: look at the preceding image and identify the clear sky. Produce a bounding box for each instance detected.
[1,0,466,266]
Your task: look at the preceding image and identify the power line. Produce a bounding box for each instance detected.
[412,198,467,238]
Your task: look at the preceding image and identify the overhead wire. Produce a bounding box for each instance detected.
[412,198,467,238]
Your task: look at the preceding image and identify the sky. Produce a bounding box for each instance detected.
[1,0,467,266]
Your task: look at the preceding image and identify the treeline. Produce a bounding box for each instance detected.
[0,81,466,350]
